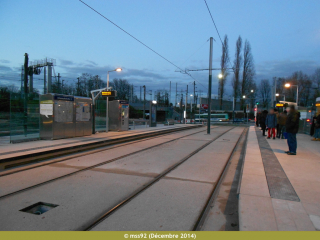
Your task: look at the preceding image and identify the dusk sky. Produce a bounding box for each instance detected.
[1,0,320,99]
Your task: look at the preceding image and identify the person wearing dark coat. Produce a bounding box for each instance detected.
[260,110,268,136]
[266,108,277,139]
[285,105,300,155]
[278,110,287,139]
[312,113,320,141]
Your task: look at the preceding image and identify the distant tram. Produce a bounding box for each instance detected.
[195,113,229,123]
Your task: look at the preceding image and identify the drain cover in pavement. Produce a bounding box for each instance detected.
[20,202,58,215]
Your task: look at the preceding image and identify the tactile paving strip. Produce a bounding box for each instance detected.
[255,128,300,202]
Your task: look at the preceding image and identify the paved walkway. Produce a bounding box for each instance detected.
[0,124,199,161]
[239,126,320,231]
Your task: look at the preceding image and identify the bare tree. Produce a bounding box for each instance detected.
[110,78,130,100]
[219,35,229,110]
[232,36,242,109]
[259,79,271,108]
[241,40,255,109]
[284,71,312,106]
[312,68,320,98]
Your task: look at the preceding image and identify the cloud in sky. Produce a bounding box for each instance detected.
[0,60,10,64]
[256,59,319,80]
[1,58,319,98]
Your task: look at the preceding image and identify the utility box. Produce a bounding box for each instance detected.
[109,100,129,131]
[149,101,157,127]
[39,93,92,140]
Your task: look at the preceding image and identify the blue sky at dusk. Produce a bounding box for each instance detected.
[0,0,319,98]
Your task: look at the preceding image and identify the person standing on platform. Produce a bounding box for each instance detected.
[274,108,280,138]
[260,110,268,136]
[312,113,320,141]
[266,108,277,139]
[278,110,287,139]
[285,105,300,155]
[256,112,261,127]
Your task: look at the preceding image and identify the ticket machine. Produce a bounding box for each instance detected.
[109,100,129,131]
[149,100,157,127]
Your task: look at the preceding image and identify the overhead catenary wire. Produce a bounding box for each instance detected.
[78,0,208,91]
[203,0,235,74]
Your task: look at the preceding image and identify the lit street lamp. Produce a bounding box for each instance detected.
[106,68,122,132]
[218,73,223,79]
[284,83,298,104]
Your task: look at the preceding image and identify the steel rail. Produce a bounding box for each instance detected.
[82,127,236,231]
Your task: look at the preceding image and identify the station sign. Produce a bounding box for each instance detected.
[276,103,284,107]
[54,95,74,101]
[201,104,208,109]
[102,90,117,97]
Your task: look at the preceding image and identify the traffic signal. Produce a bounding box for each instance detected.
[256,102,259,105]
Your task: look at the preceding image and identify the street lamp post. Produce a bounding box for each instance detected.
[284,83,298,105]
[106,68,122,132]
[243,90,254,125]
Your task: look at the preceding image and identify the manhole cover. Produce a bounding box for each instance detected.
[20,202,58,215]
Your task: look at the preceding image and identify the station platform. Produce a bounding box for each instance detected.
[0,124,202,171]
[239,126,320,231]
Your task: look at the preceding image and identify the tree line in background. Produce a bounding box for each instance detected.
[258,68,320,108]
[219,35,320,110]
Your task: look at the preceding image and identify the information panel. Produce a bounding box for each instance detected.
[76,102,91,121]
[40,104,53,118]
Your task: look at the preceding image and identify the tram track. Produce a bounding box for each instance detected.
[0,125,202,171]
[81,126,239,231]
[192,127,248,231]
[0,126,205,177]
[0,126,213,199]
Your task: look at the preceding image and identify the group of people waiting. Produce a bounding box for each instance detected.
[256,105,300,155]
[311,113,320,141]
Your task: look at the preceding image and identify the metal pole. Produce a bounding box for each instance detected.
[92,100,96,134]
[232,97,235,124]
[175,82,177,107]
[23,53,29,137]
[207,37,213,134]
[29,70,33,93]
[170,81,171,106]
[44,66,46,94]
[185,85,188,124]
[143,85,146,119]
[106,71,109,132]
[296,85,299,106]
[47,63,52,93]
[199,96,201,123]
